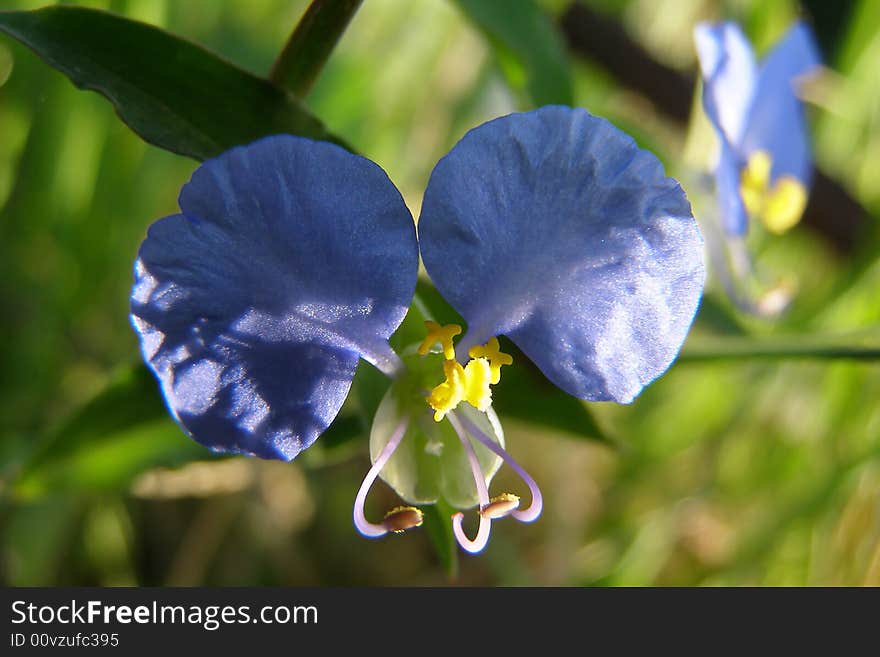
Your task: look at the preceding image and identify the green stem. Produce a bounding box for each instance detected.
[269,0,363,98]
[422,501,459,580]
[680,333,880,362]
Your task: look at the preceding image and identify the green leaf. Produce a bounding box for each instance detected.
[10,363,365,498]
[10,365,205,499]
[452,0,573,106]
[493,346,610,445]
[0,6,346,162]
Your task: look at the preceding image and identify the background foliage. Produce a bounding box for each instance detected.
[1,0,879,585]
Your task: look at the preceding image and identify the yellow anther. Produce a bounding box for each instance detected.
[427,360,466,422]
[762,176,807,234]
[427,357,496,421]
[424,331,510,421]
[740,150,771,216]
[463,358,493,411]
[740,151,807,234]
[468,337,513,385]
[417,320,461,360]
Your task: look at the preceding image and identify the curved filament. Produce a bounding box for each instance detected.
[352,418,409,537]
[447,412,493,553]
[456,413,543,523]
[451,511,492,554]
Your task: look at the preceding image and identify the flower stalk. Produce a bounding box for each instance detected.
[269,0,363,98]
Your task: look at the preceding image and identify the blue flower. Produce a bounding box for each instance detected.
[419,107,705,404]
[131,107,705,552]
[694,21,821,236]
[131,135,419,461]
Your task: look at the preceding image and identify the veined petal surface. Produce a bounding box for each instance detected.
[418,107,705,403]
[131,135,418,460]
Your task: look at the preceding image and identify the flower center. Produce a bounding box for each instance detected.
[351,322,541,554]
[740,150,807,235]
[418,322,512,421]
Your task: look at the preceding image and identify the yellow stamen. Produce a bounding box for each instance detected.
[468,337,513,385]
[417,320,461,360]
[421,327,511,422]
[463,358,493,411]
[740,150,807,234]
[740,150,771,216]
[427,357,496,420]
[427,359,466,422]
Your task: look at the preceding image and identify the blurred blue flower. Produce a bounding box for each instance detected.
[695,21,821,236]
[131,109,704,552]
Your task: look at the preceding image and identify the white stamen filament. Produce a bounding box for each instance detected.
[457,413,543,523]
[447,412,493,553]
[352,418,409,537]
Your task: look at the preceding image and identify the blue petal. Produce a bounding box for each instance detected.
[694,22,757,235]
[741,21,821,182]
[716,140,749,236]
[694,21,756,147]
[131,135,418,460]
[418,107,705,403]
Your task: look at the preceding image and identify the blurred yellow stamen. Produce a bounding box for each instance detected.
[740,150,771,216]
[762,177,807,234]
[417,320,461,360]
[740,150,807,234]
